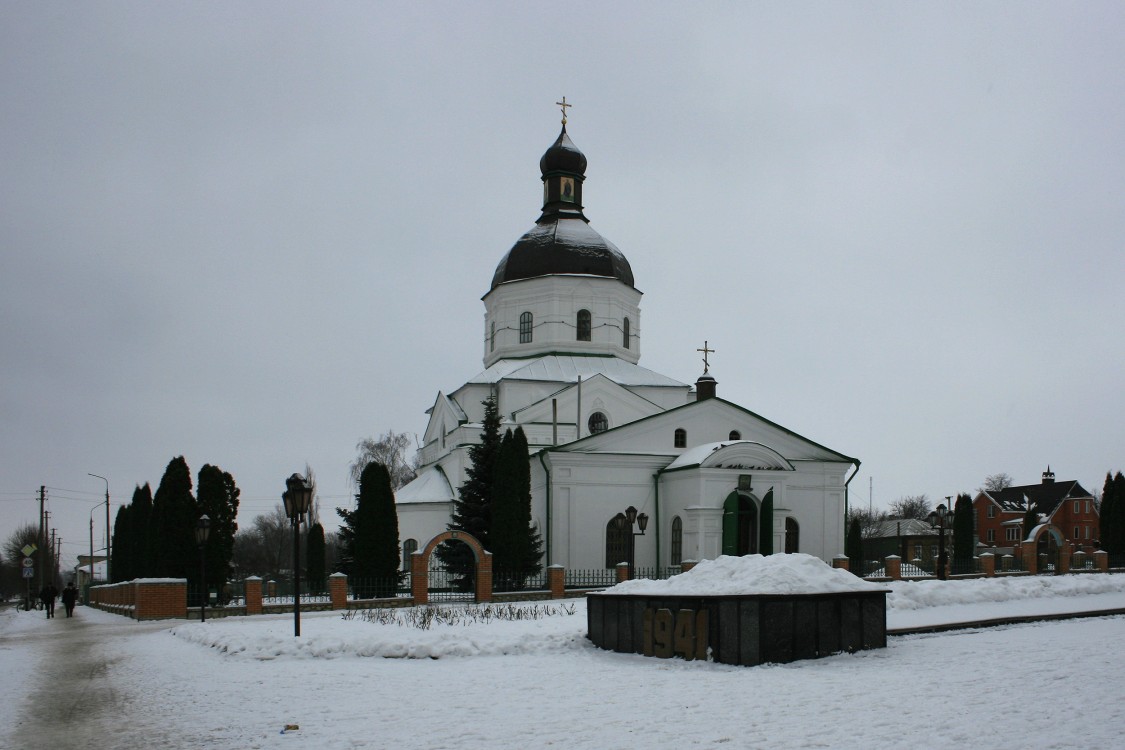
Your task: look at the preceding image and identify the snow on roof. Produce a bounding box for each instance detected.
[600,553,883,596]
[395,465,455,505]
[467,355,688,389]
[665,441,794,471]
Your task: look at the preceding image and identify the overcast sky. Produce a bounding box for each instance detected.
[3,2,1123,570]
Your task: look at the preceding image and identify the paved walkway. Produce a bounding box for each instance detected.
[1,605,169,750]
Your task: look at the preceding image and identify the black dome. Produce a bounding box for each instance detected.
[540,126,587,176]
[491,217,634,290]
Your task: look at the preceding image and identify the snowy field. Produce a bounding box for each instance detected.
[3,572,1124,749]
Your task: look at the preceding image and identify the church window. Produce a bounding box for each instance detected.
[674,428,686,448]
[490,321,496,352]
[605,518,627,568]
[577,309,591,341]
[729,430,741,441]
[588,411,608,434]
[402,538,418,571]
[519,312,533,343]
[670,516,683,566]
[785,517,799,553]
[623,317,630,348]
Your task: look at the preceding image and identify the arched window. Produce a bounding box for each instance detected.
[402,538,418,571]
[671,516,683,566]
[729,430,741,441]
[588,411,608,434]
[490,321,496,352]
[674,428,687,448]
[519,312,533,343]
[606,518,627,568]
[785,518,799,554]
[623,317,631,348]
[576,309,591,341]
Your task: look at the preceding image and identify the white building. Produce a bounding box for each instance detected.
[395,117,859,571]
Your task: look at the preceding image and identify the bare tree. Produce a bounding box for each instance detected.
[848,507,889,540]
[349,430,419,490]
[888,495,932,520]
[980,473,1014,493]
[230,506,291,580]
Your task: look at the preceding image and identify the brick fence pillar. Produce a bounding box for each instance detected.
[1022,541,1038,575]
[680,560,697,573]
[1094,550,1108,572]
[476,551,493,603]
[1058,541,1073,574]
[244,576,262,615]
[885,555,902,580]
[267,580,277,598]
[329,573,347,610]
[411,551,428,605]
[615,562,630,583]
[833,555,850,572]
[547,565,565,599]
[980,553,996,577]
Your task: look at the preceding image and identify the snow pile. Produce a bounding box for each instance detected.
[601,554,883,596]
[886,573,1125,611]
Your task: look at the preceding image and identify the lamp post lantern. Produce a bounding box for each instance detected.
[614,506,650,579]
[928,500,952,581]
[195,515,211,622]
[282,473,314,637]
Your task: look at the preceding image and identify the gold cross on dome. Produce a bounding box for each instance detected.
[697,340,715,373]
[556,96,572,125]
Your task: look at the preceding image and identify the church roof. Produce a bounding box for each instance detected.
[665,441,795,472]
[490,124,635,291]
[467,354,689,389]
[395,465,455,505]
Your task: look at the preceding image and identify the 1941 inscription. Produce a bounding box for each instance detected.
[642,607,709,661]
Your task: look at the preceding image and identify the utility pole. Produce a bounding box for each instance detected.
[89,474,111,583]
[38,486,46,591]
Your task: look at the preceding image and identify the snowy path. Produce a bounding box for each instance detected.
[2,575,1125,749]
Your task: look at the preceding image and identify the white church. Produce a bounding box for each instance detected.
[395,110,859,572]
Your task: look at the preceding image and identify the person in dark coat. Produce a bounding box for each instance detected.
[61,582,78,618]
[39,584,58,619]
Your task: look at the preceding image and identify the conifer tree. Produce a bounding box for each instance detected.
[1102,471,1125,555]
[337,462,399,598]
[129,483,155,577]
[1022,501,1039,545]
[196,464,240,594]
[436,395,502,586]
[150,457,198,580]
[952,493,974,562]
[306,522,327,592]
[845,515,863,575]
[110,504,132,583]
[490,427,543,589]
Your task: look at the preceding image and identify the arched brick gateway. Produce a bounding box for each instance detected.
[411,530,493,605]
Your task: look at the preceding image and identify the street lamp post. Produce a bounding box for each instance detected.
[613,505,649,579]
[195,515,211,622]
[282,473,314,637]
[88,474,111,583]
[928,500,952,581]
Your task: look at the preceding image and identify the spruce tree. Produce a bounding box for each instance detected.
[490,427,543,589]
[952,493,974,563]
[127,483,155,577]
[337,462,400,598]
[1099,472,1116,552]
[436,395,502,587]
[1022,502,1039,545]
[110,504,131,583]
[196,464,240,595]
[845,516,863,575]
[306,522,327,593]
[150,457,198,580]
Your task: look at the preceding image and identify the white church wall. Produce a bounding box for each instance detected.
[396,502,452,555]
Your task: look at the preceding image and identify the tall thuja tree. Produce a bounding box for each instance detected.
[1022,499,1039,545]
[196,464,240,593]
[952,493,974,563]
[150,457,198,580]
[305,522,327,593]
[1102,471,1125,555]
[436,395,502,587]
[490,427,543,589]
[338,462,400,598]
[110,504,132,582]
[845,515,863,576]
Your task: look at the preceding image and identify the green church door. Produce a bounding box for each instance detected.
[722,491,757,556]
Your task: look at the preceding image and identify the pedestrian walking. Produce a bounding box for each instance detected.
[39,584,58,619]
[61,582,78,618]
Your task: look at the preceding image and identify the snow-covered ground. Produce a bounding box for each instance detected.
[3,573,1124,749]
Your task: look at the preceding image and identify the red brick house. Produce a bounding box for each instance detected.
[973,467,1099,553]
